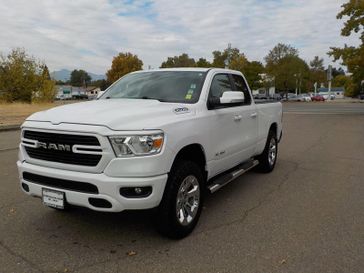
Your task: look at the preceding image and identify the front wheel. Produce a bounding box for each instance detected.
[256,130,278,173]
[155,161,204,239]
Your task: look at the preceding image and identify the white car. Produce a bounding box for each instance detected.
[17,68,283,238]
[297,94,312,102]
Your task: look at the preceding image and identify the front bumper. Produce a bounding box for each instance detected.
[17,160,168,212]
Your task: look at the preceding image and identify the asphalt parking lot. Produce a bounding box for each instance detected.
[1,102,363,273]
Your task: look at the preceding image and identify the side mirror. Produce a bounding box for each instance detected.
[220,91,245,104]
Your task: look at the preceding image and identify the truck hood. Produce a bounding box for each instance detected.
[26,99,196,130]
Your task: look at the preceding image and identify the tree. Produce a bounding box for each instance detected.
[0,48,55,102]
[160,53,196,68]
[264,44,309,94]
[308,56,326,91]
[106,52,143,83]
[310,56,325,71]
[243,61,265,90]
[33,65,56,102]
[195,58,211,68]
[328,0,364,96]
[333,74,356,97]
[267,55,310,93]
[264,43,299,66]
[212,47,241,68]
[42,65,51,80]
[332,67,345,78]
[91,79,110,91]
[70,69,91,87]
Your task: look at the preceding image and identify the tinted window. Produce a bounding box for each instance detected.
[232,74,251,105]
[100,71,207,103]
[209,74,233,99]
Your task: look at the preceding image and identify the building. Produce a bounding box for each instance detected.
[318,87,345,99]
[86,87,102,99]
[55,85,88,100]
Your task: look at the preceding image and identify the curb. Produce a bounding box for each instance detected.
[0,124,21,132]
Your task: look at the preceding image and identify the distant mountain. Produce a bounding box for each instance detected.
[50,69,71,82]
[50,69,106,82]
[88,72,106,81]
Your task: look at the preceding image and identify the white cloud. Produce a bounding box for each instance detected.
[0,0,358,74]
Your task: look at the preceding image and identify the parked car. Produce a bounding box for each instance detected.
[254,93,268,100]
[287,94,298,101]
[312,94,325,101]
[270,94,282,101]
[17,68,283,238]
[296,94,312,102]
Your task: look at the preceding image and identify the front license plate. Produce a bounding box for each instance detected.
[42,188,65,209]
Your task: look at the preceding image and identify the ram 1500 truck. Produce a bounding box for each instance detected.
[17,68,282,238]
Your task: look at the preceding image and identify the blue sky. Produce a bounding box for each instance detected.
[0,0,358,74]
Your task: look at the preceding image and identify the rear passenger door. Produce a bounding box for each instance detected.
[231,74,258,158]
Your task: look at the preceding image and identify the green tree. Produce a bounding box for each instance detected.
[328,0,364,96]
[70,69,91,87]
[265,44,309,94]
[0,48,55,102]
[91,79,110,91]
[42,65,51,80]
[332,67,346,78]
[308,56,326,91]
[268,55,309,93]
[333,74,356,97]
[244,61,265,90]
[264,43,299,66]
[212,47,241,68]
[211,46,264,90]
[160,53,196,68]
[310,56,325,71]
[106,52,143,83]
[33,65,56,102]
[195,58,211,68]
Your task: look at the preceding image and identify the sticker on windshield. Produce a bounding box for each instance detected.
[185,89,194,100]
[190,84,196,89]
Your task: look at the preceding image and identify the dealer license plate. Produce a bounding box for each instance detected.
[42,188,65,209]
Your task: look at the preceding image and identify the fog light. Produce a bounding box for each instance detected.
[22,183,29,192]
[120,186,152,198]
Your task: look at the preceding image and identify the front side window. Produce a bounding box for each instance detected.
[209,74,233,99]
[100,71,207,104]
[232,74,251,105]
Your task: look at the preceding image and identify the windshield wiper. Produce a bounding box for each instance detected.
[141,96,166,102]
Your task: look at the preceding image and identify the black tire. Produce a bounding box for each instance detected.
[155,160,204,239]
[256,130,278,173]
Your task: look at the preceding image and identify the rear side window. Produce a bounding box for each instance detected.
[232,74,251,105]
[209,74,233,99]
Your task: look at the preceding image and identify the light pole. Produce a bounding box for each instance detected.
[327,65,332,99]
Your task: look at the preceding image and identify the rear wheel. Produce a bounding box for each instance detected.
[155,160,204,239]
[256,130,278,173]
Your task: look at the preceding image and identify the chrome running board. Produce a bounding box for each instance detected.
[207,159,259,193]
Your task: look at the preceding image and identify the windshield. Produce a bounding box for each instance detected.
[100,71,207,103]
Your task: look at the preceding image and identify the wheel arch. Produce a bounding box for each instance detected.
[269,122,278,139]
[171,143,208,181]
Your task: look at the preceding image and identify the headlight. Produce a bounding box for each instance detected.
[109,133,164,157]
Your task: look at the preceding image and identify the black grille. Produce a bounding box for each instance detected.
[23,130,102,166]
[23,172,99,194]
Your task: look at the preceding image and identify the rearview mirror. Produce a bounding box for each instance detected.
[220,91,245,104]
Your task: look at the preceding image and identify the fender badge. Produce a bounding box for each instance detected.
[173,107,190,114]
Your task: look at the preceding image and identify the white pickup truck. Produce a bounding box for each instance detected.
[17,68,282,238]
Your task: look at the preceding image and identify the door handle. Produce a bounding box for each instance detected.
[250,112,257,118]
[234,115,242,121]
